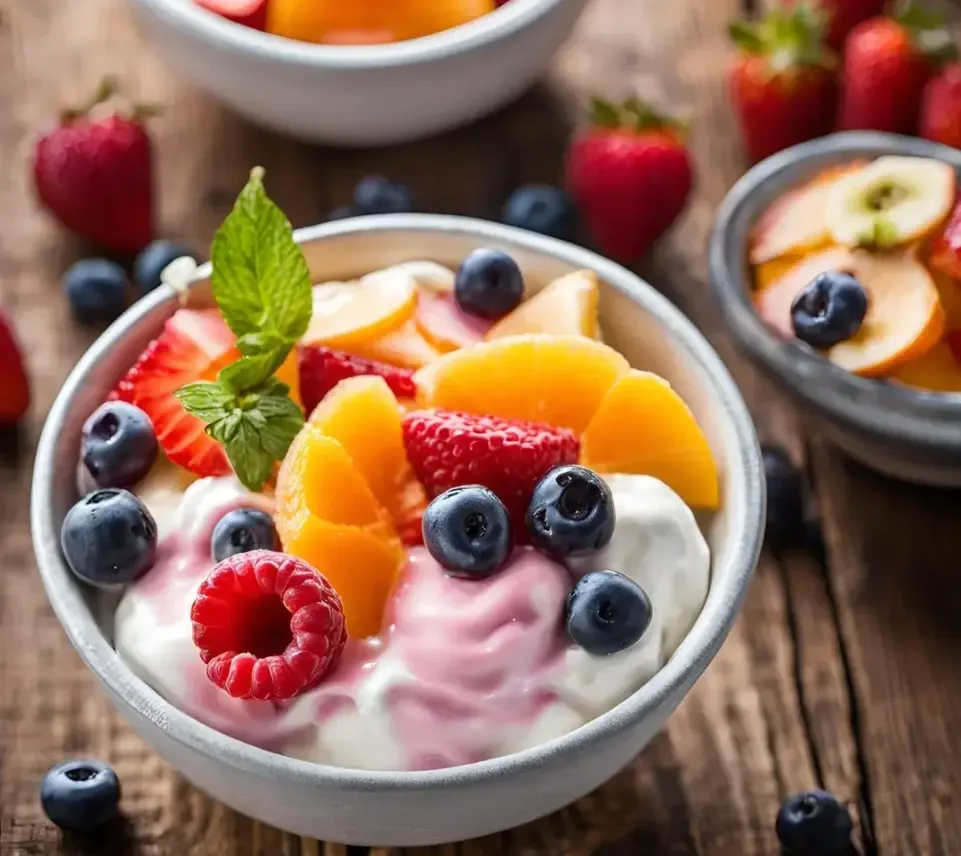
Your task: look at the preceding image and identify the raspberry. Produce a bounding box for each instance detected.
[401,409,579,536]
[190,550,347,701]
[299,345,417,416]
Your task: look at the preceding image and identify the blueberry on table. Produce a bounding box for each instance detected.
[527,465,615,559]
[790,271,868,349]
[502,184,576,240]
[61,489,158,588]
[454,248,525,319]
[80,401,158,490]
[62,259,128,325]
[211,508,280,562]
[422,485,513,578]
[40,760,121,832]
[761,445,806,551]
[566,569,653,655]
[776,790,854,855]
[352,176,412,215]
[134,239,197,296]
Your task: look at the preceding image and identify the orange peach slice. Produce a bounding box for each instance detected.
[828,250,945,377]
[891,340,961,393]
[749,162,868,265]
[349,319,442,369]
[303,277,416,350]
[416,334,630,433]
[486,270,600,340]
[581,370,719,509]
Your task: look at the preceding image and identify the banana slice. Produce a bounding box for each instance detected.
[825,156,956,249]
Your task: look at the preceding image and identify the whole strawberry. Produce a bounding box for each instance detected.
[837,1,956,134]
[0,311,29,425]
[565,98,693,261]
[785,0,888,51]
[728,4,836,164]
[920,62,961,149]
[33,78,154,254]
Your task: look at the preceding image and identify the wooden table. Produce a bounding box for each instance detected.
[3,0,961,853]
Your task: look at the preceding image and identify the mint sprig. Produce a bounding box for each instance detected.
[174,167,312,491]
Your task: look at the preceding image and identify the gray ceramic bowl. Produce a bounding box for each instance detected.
[32,215,763,846]
[710,131,961,487]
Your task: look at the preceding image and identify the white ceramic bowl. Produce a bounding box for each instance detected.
[32,215,763,846]
[126,0,589,146]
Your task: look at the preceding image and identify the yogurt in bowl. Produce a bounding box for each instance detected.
[33,182,762,844]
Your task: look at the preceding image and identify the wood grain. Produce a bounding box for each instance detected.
[2,0,961,853]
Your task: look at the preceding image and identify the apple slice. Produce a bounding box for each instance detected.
[825,156,956,250]
[754,246,856,337]
[749,162,868,265]
[485,269,600,340]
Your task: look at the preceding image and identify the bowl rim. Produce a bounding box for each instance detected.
[709,130,961,453]
[32,213,763,791]
[130,0,572,68]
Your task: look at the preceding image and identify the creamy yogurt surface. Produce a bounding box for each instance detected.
[115,466,710,771]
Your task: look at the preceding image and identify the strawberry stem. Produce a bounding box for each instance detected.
[588,96,687,139]
[894,0,958,63]
[59,75,120,123]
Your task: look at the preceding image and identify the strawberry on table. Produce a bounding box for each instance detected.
[836,1,956,134]
[299,345,416,417]
[728,4,836,164]
[401,408,579,535]
[33,77,155,255]
[785,0,888,51]
[566,97,693,261]
[920,62,961,149]
[111,309,237,478]
[0,311,29,425]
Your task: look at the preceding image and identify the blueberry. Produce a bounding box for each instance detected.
[502,184,576,240]
[211,508,279,562]
[566,570,653,655]
[80,402,158,490]
[40,760,121,832]
[454,248,525,319]
[61,489,157,588]
[775,790,853,855]
[422,486,512,578]
[762,445,806,551]
[133,240,197,296]
[63,259,128,325]
[352,176,412,215]
[790,271,868,349]
[527,465,615,559]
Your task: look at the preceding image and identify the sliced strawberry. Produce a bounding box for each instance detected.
[401,409,579,536]
[111,309,237,477]
[195,0,268,30]
[298,345,417,417]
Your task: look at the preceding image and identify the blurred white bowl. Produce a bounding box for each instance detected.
[126,0,590,146]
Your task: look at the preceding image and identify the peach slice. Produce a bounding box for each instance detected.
[891,340,961,393]
[303,277,416,350]
[415,292,492,352]
[349,319,442,369]
[932,268,961,330]
[486,270,600,340]
[581,370,719,509]
[275,425,404,637]
[416,334,629,432]
[754,246,857,337]
[828,250,945,377]
[749,162,868,265]
[310,376,427,541]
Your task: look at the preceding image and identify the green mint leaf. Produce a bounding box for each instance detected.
[237,329,290,358]
[208,409,243,445]
[256,394,306,459]
[210,167,313,342]
[223,414,275,492]
[175,381,237,423]
[218,348,290,393]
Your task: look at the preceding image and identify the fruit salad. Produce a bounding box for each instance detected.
[195,0,504,46]
[750,155,961,392]
[59,168,720,771]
